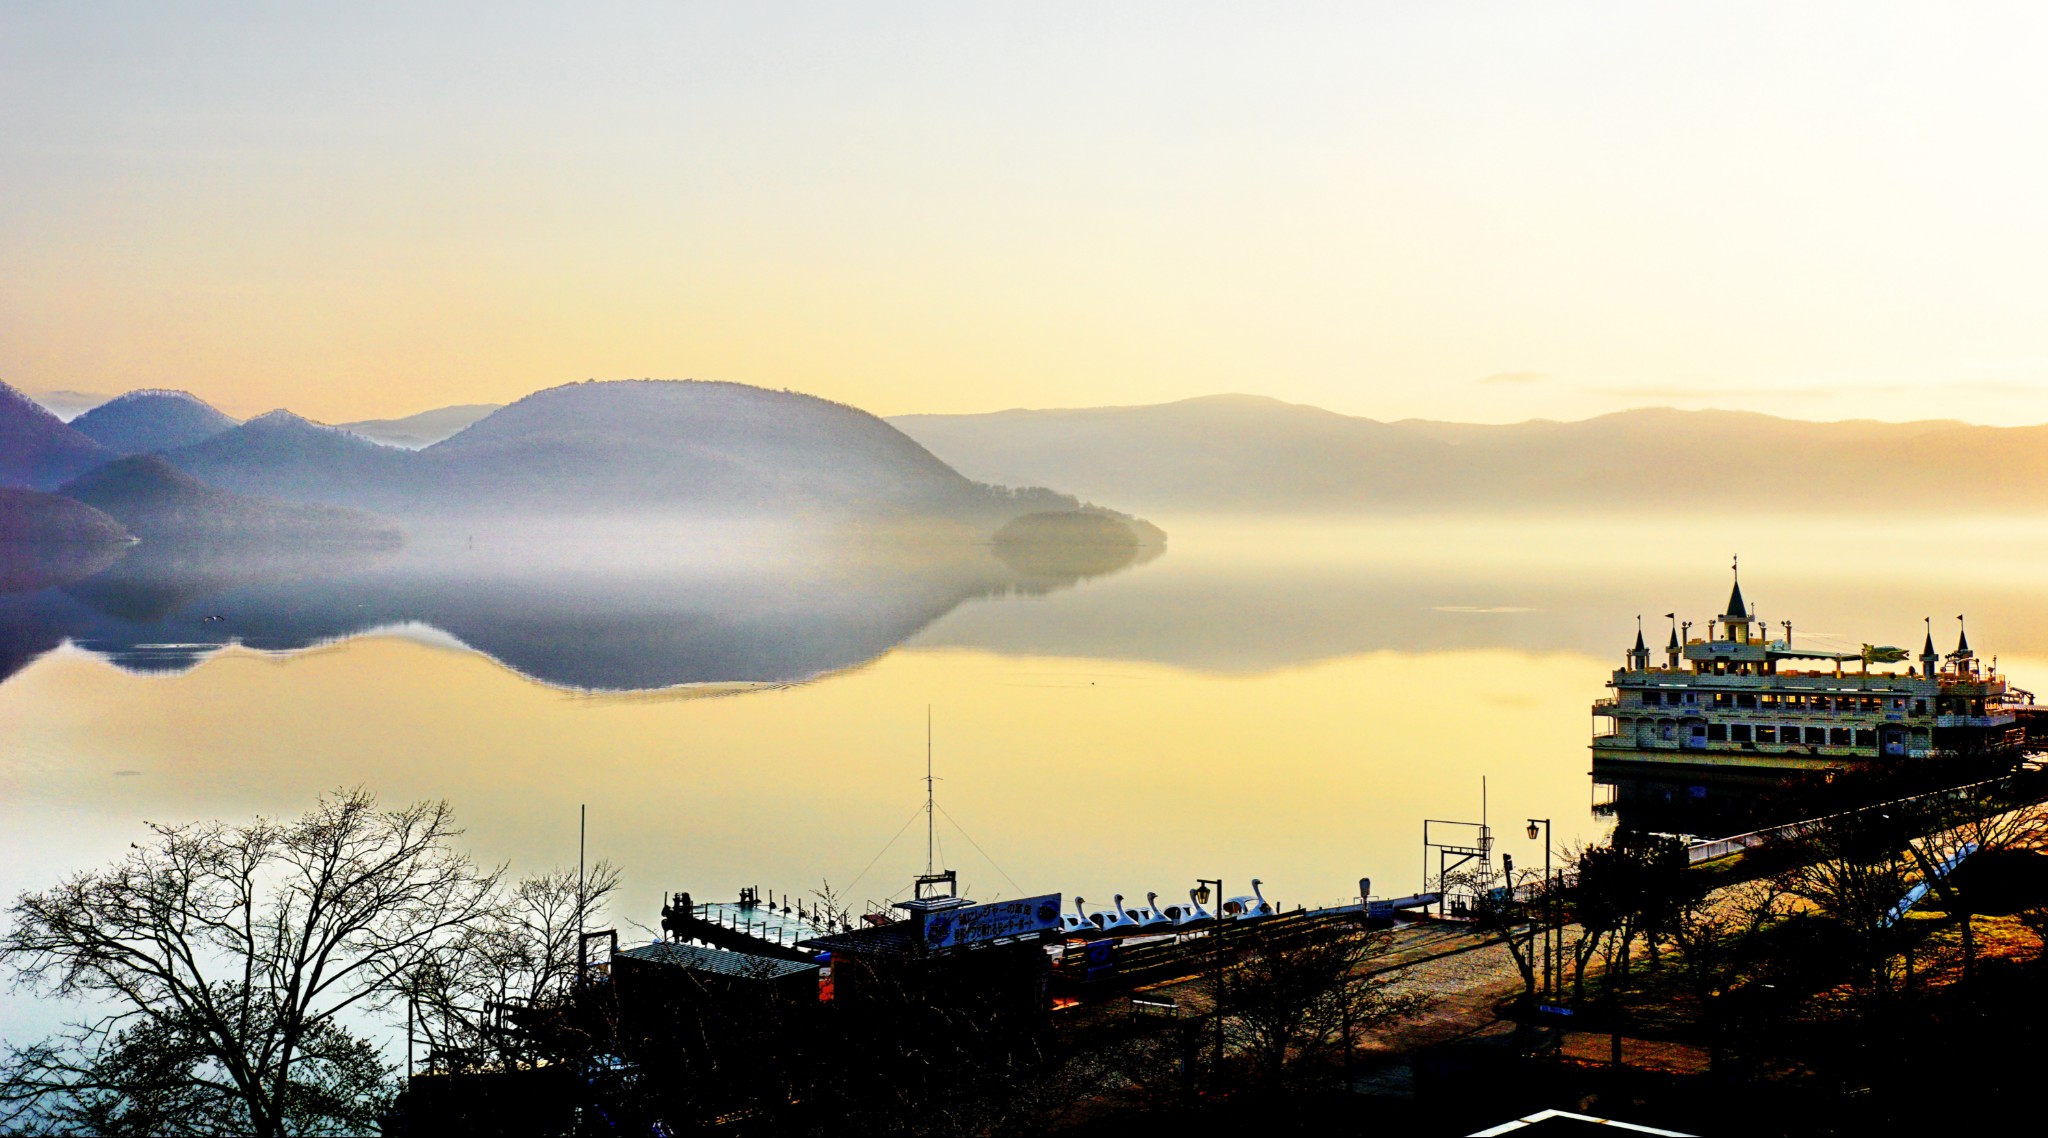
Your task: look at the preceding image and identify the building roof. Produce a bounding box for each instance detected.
[1724,579,1748,620]
[799,920,923,957]
[615,940,819,980]
[1468,1107,1695,1136]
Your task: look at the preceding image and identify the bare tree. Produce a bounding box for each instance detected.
[1924,791,2048,983]
[0,790,500,1137]
[1664,876,1788,1068]
[1452,863,1548,1002]
[1790,811,1913,1000]
[404,862,621,1075]
[1220,921,1420,1090]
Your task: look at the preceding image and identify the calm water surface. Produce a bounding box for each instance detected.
[7,514,2048,1040]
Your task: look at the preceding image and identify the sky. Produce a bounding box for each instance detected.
[6,3,2048,426]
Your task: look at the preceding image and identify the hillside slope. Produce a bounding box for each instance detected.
[63,455,403,546]
[421,380,1032,515]
[161,410,418,507]
[69,390,239,454]
[0,487,130,592]
[0,380,117,489]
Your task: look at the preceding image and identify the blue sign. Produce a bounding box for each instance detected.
[922,894,1062,950]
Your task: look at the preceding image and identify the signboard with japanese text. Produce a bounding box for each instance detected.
[922,894,1062,950]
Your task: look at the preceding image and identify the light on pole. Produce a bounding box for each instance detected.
[1527,818,1552,1000]
[1196,877,1225,1070]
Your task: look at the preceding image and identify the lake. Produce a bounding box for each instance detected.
[7,512,2048,1040]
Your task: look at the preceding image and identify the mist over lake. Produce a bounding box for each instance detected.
[10,510,2048,1047]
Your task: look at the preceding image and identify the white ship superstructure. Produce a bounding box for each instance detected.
[1592,575,2031,779]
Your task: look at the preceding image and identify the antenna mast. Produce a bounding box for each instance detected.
[925,705,936,875]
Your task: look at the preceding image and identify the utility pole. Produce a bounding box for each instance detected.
[1527,818,1552,1000]
[578,805,586,932]
[925,706,935,875]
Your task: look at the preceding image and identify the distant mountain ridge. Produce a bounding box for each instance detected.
[893,396,2048,514]
[339,403,501,449]
[157,380,1088,523]
[68,389,239,454]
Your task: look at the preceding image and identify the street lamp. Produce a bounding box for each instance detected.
[1527,818,1552,1000]
[1195,877,1224,1070]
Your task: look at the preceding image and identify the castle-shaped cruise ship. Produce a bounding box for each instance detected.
[1591,574,2033,782]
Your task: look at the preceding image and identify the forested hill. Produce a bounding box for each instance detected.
[67,390,239,454]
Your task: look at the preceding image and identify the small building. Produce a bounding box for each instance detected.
[798,872,1059,1022]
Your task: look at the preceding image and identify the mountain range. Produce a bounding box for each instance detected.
[30,379,2048,524]
[154,380,1089,521]
[892,395,2048,515]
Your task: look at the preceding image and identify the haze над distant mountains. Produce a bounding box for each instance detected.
[893,395,2048,515]
[158,380,1093,522]
[61,455,402,549]
[338,404,501,449]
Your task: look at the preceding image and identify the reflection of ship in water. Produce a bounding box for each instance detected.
[1591,569,2047,836]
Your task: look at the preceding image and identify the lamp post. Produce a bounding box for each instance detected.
[1196,877,1224,1070]
[1527,818,1552,1000]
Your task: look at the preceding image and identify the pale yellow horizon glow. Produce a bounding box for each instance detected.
[7,4,2048,426]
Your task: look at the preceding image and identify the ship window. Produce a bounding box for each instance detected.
[1806,727,1827,744]
[1914,700,1927,715]
[1756,725,1777,743]
[1761,694,1779,711]
[1690,723,1706,738]
[1713,693,1730,709]
[1731,724,1752,742]
[1855,728,1876,747]
[1707,723,1727,741]
[1684,692,1698,705]
[1785,695,1805,711]
[1829,727,1851,746]
[1736,694,1757,709]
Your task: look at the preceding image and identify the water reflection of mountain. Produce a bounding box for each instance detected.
[0,523,1158,690]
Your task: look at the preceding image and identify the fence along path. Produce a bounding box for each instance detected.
[1682,773,2020,864]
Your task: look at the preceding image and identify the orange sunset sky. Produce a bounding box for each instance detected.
[6,3,2048,426]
